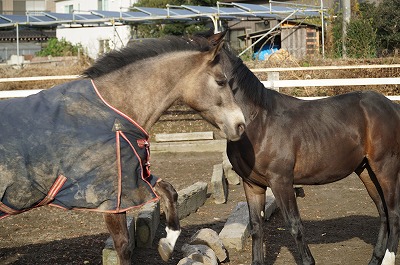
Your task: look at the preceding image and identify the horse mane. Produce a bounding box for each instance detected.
[225,48,277,111]
[83,36,210,79]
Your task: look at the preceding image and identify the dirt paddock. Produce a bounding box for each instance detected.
[0,150,397,265]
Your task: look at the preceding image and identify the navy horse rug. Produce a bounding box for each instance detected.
[0,79,159,219]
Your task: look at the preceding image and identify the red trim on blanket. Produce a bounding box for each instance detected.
[115,131,123,211]
[91,79,149,138]
[0,175,67,217]
[120,132,159,197]
[36,175,67,207]
[0,202,22,215]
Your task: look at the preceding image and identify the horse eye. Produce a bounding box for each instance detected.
[216,79,227,86]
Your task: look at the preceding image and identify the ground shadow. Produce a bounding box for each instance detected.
[264,209,379,265]
[0,233,109,265]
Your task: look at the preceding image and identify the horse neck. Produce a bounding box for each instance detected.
[92,53,196,131]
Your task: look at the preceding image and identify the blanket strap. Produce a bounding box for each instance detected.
[0,202,22,215]
[36,175,67,207]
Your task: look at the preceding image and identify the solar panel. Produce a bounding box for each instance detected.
[45,12,74,21]
[182,5,217,14]
[0,15,28,23]
[133,7,168,16]
[91,10,121,18]
[233,3,270,12]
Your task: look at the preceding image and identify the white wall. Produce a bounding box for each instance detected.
[55,0,138,13]
[57,25,131,59]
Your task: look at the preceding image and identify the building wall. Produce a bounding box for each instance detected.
[55,0,137,13]
[1,0,56,14]
[57,25,132,59]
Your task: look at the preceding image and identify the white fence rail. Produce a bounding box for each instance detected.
[0,65,399,99]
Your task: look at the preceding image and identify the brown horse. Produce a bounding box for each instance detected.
[0,33,245,264]
[204,32,399,265]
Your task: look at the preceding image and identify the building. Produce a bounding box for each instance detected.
[54,0,137,59]
[0,0,56,14]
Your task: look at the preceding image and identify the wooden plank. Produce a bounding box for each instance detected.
[155,131,214,142]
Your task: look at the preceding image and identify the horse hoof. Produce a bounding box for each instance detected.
[158,238,173,261]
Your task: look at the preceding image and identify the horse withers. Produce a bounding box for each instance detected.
[0,32,245,264]
[202,32,400,265]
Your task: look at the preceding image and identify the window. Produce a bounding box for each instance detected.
[98,0,108,11]
[26,0,45,11]
[13,0,25,15]
[64,4,73,14]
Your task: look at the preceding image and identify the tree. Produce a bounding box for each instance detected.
[374,0,400,54]
[36,38,82,57]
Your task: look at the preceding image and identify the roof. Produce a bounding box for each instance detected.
[0,2,323,28]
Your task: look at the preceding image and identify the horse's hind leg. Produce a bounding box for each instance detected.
[356,166,387,265]
[154,179,181,261]
[104,212,132,265]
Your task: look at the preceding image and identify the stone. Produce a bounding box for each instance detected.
[210,164,228,204]
[177,182,208,219]
[136,201,160,248]
[222,152,240,185]
[219,202,250,250]
[189,228,228,262]
[177,257,204,265]
[182,244,218,265]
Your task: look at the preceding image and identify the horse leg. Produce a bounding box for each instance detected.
[379,175,400,265]
[355,165,387,265]
[153,179,181,261]
[104,212,132,265]
[243,181,267,265]
[269,179,315,265]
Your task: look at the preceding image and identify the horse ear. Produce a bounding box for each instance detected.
[206,31,227,62]
[207,30,227,47]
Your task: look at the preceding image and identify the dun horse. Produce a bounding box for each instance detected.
[0,33,245,264]
[205,32,399,265]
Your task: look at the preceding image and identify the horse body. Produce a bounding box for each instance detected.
[215,40,400,265]
[1,33,245,264]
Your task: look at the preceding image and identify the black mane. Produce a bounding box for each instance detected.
[83,36,210,79]
[225,48,276,111]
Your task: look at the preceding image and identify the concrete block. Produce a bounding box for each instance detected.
[219,202,250,250]
[150,139,226,153]
[102,216,135,265]
[155,131,214,142]
[222,152,240,185]
[210,164,228,204]
[178,182,208,219]
[136,201,160,248]
[189,228,228,262]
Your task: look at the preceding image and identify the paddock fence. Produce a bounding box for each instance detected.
[0,64,400,100]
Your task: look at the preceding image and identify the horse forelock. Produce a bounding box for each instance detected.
[83,36,211,79]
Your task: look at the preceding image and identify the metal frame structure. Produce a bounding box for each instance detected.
[0,1,325,62]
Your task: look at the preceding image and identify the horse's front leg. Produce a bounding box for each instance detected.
[243,181,267,265]
[270,177,315,265]
[154,179,181,261]
[104,212,131,265]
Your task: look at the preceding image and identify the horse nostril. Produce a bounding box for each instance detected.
[237,123,246,135]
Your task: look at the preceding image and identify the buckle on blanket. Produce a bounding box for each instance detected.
[137,139,148,148]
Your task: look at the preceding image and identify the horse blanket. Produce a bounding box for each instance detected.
[0,79,159,219]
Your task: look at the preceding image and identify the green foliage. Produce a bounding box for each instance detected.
[374,0,400,53]
[329,3,377,58]
[36,38,82,57]
[345,17,377,58]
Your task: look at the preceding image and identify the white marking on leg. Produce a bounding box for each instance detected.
[261,210,265,218]
[381,249,395,265]
[165,227,181,250]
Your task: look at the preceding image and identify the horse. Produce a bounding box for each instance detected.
[0,32,246,265]
[204,32,399,265]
